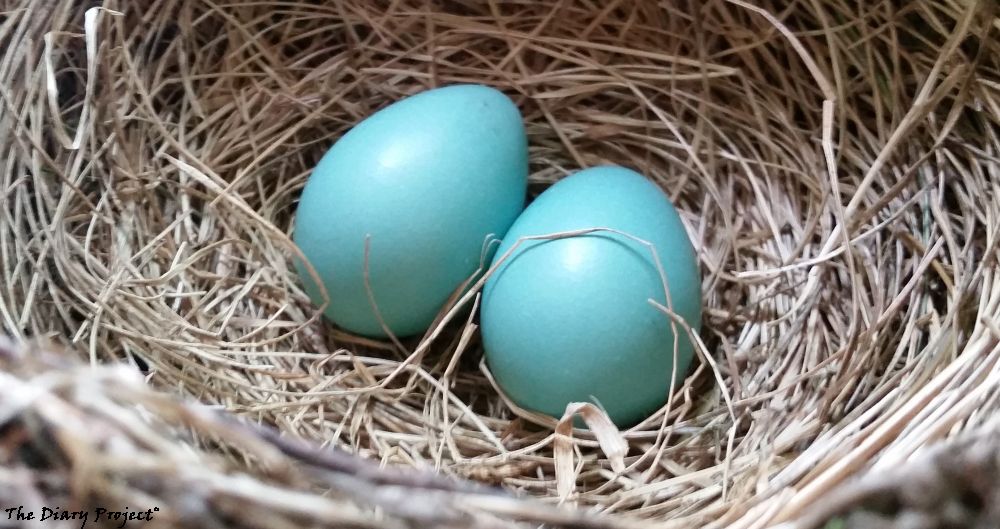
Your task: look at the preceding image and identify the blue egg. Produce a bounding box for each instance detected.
[294,85,528,338]
[480,166,702,427]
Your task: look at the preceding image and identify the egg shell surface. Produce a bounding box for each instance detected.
[480,166,702,427]
[294,85,528,337]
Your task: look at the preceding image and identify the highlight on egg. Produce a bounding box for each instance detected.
[480,166,702,427]
[293,84,528,338]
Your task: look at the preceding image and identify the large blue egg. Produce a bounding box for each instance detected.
[294,85,528,338]
[480,166,702,427]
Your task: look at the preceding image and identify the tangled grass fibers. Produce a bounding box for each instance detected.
[0,338,635,529]
[2,340,1000,529]
[1,0,999,527]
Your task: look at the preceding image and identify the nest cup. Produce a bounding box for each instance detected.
[2,1,999,527]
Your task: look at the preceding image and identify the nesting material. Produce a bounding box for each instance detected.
[1,1,999,528]
[0,338,643,529]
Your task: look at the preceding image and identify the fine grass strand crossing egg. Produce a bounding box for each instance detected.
[293,85,528,338]
[480,166,702,427]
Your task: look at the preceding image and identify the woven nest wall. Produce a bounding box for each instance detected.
[1,1,999,528]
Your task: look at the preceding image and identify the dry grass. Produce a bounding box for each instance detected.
[0,338,648,529]
[1,0,999,527]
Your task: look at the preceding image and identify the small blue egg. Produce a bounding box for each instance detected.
[294,85,528,338]
[480,166,702,427]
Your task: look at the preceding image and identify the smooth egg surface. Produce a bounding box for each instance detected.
[480,166,701,427]
[294,85,528,338]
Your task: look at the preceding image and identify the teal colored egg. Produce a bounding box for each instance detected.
[294,85,528,338]
[480,166,702,427]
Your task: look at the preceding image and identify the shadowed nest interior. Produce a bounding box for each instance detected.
[1,1,999,527]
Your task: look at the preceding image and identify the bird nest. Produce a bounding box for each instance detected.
[1,1,999,528]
